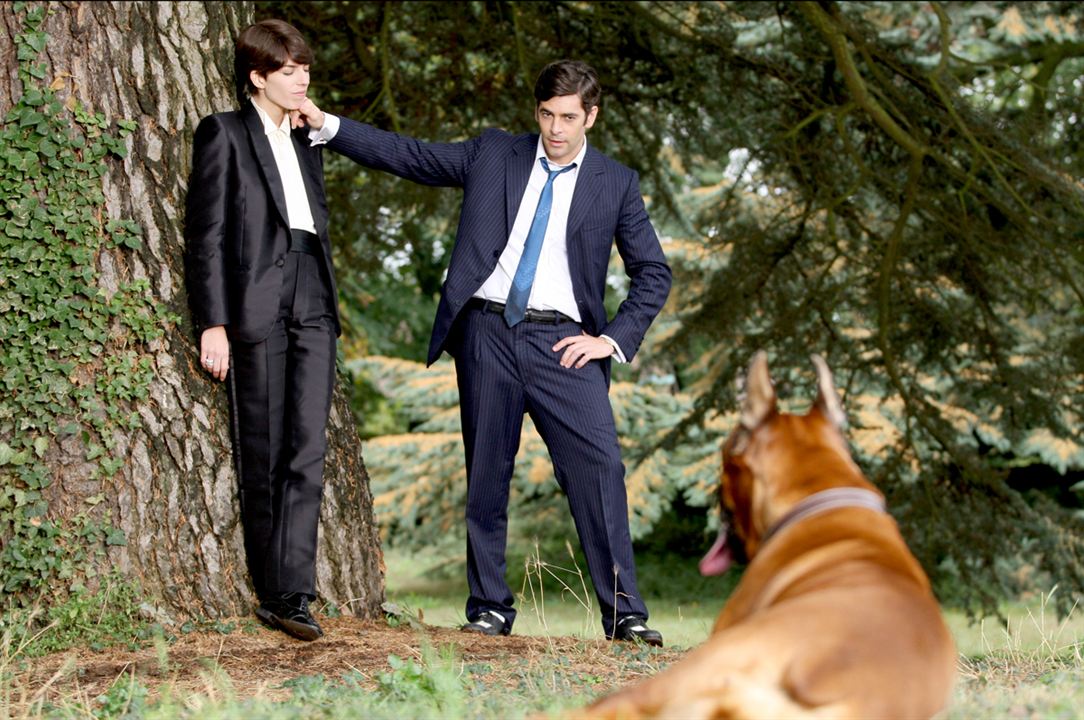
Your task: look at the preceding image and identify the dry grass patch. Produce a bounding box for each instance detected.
[6,616,684,718]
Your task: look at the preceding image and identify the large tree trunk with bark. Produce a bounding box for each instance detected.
[0,1,384,621]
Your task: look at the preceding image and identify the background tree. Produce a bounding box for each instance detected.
[0,1,383,632]
[354,352,724,559]
[259,0,1083,616]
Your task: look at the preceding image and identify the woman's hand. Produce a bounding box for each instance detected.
[200,326,230,381]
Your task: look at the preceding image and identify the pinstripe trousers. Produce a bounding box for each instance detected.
[454,306,649,634]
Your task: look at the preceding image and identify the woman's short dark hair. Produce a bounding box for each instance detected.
[234,19,314,104]
[533,60,601,112]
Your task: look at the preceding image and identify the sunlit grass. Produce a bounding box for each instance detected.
[386,546,1084,654]
[385,546,1084,719]
[945,589,1083,719]
[945,588,1083,657]
[383,545,722,649]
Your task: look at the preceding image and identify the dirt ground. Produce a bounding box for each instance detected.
[12,615,687,712]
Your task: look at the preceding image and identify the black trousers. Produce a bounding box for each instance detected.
[227,249,336,600]
[454,306,649,634]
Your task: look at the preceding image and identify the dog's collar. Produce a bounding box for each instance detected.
[764,487,886,543]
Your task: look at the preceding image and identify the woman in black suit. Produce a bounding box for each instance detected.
[184,19,340,642]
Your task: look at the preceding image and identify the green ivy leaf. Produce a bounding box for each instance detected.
[17,107,42,127]
[24,31,47,54]
[22,88,44,107]
[0,4,165,609]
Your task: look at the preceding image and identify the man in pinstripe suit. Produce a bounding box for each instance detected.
[298,60,671,645]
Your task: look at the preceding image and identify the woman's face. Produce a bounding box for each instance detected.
[250,60,310,115]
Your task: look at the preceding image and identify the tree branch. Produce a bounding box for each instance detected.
[796,2,928,158]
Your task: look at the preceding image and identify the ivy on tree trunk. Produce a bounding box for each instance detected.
[0,0,384,626]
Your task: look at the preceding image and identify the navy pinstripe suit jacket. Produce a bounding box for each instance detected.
[329,117,672,370]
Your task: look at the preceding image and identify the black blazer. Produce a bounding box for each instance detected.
[328,118,672,368]
[184,102,340,343]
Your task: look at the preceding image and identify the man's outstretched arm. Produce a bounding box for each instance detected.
[295,97,481,188]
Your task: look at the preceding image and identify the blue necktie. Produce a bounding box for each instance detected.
[504,157,577,327]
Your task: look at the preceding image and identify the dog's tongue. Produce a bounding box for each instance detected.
[699,529,734,576]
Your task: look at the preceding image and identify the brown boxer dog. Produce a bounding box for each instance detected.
[578,352,956,719]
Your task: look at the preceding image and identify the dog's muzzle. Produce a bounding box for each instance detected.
[699,521,747,577]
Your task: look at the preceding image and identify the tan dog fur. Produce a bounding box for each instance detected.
[576,352,956,719]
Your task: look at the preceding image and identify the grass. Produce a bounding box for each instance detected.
[386,546,1084,719]
[383,543,731,649]
[3,545,1082,719]
[945,588,1084,719]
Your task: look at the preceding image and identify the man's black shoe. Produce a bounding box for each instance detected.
[256,592,323,641]
[610,615,663,647]
[460,610,511,636]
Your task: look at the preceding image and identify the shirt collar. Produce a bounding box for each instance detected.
[251,98,291,136]
[534,135,588,170]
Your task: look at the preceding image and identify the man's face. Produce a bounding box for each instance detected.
[251,59,310,115]
[535,94,598,165]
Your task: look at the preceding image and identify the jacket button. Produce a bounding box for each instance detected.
[276,258,285,267]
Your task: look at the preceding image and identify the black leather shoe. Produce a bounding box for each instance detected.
[610,615,663,647]
[461,610,510,636]
[256,592,323,641]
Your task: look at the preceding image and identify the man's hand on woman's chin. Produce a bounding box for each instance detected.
[291,97,325,130]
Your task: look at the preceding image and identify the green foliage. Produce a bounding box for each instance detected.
[269,650,472,719]
[91,672,149,720]
[374,646,465,710]
[266,0,1084,616]
[350,353,725,553]
[0,572,147,658]
[0,4,172,619]
[652,2,1084,617]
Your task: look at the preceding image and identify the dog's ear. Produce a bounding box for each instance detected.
[739,351,777,430]
[811,354,847,429]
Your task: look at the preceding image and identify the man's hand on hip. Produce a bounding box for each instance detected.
[552,332,615,369]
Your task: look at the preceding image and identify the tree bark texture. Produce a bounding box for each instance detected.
[0,1,384,621]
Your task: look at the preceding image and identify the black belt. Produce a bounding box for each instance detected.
[289,229,320,255]
[465,297,576,325]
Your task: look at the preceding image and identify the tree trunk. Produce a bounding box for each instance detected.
[0,1,384,621]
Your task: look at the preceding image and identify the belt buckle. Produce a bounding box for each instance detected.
[528,309,557,324]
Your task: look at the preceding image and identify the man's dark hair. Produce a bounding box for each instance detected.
[534,60,601,112]
[234,19,314,104]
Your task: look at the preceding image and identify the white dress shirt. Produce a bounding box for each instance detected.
[475,136,585,320]
[252,99,316,234]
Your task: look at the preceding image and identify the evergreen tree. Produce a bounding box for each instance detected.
[266,1,1084,615]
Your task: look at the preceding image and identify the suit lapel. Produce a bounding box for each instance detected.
[505,135,536,236]
[566,144,604,241]
[241,103,290,230]
[292,129,328,236]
